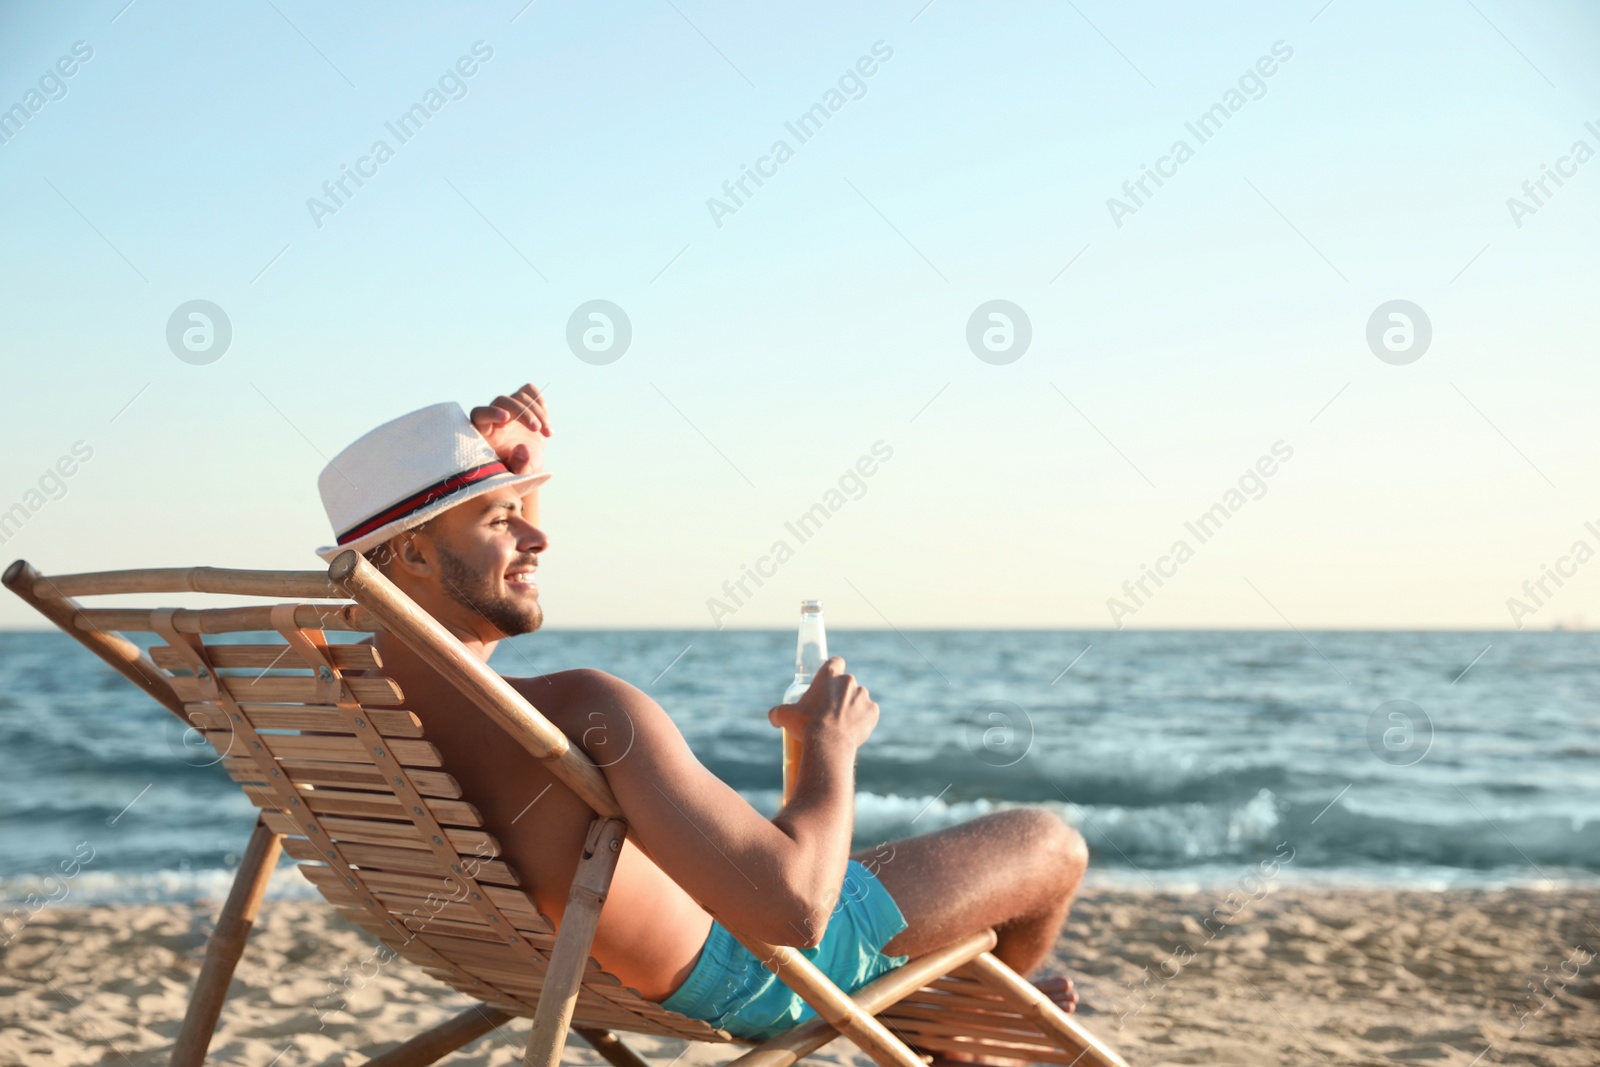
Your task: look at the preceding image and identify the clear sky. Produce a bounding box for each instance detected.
[1,0,1597,630]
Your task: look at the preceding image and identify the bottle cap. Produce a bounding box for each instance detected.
[800,599,822,611]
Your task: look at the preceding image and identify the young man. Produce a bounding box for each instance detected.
[314,386,1089,1046]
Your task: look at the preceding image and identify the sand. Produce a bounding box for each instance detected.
[2,885,1596,1067]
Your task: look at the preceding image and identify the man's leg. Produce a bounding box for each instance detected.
[850,807,1087,996]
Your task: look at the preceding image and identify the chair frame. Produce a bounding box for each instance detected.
[4,555,1128,1067]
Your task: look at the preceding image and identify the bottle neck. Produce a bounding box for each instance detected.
[794,609,827,679]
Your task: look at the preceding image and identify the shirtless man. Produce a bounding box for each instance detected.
[314,386,1088,1046]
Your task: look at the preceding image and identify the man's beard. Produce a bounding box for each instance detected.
[435,541,543,637]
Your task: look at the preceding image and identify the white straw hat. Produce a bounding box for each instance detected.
[315,402,550,562]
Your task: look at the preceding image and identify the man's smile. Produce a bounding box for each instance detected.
[504,564,538,592]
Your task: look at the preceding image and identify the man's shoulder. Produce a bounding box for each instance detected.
[503,666,639,703]
[501,668,658,730]
[501,668,671,768]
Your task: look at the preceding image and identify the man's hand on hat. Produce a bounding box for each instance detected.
[470,384,550,475]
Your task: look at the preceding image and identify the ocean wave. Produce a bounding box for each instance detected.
[705,749,1301,808]
[828,787,1289,863]
[779,788,1597,874]
[7,847,1596,910]
[0,861,322,907]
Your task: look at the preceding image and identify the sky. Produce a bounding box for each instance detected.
[1,0,1598,630]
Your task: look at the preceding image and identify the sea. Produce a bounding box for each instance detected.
[1,628,1595,904]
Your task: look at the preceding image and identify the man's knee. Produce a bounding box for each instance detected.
[1013,808,1088,876]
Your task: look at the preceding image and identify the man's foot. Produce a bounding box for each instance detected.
[914,974,1080,1067]
[1032,973,1078,1014]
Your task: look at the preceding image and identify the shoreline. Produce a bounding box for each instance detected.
[7,862,1600,910]
[4,887,1596,1066]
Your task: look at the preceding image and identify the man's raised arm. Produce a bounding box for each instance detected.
[471,383,550,523]
[514,657,877,948]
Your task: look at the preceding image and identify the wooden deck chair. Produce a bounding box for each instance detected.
[4,554,1130,1067]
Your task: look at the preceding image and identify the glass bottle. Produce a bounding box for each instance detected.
[779,600,827,805]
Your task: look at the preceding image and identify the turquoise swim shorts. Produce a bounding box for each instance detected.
[659,859,910,1042]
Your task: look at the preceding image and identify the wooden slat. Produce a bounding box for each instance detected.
[32,567,340,599]
[888,994,1009,1017]
[569,1007,706,1042]
[281,836,518,886]
[376,886,550,935]
[478,887,551,931]
[576,1005,708,1036]
[881,1030,1077,1066]
[333,907,418,944]
[152,642,381,672]
[335,903,467,939]
[556,1001,667,1033]
[298,864,554,933]
[898,989,1009,1013]
[573,1016,724,1042]
[315,880,553,937]
[328,902,416,940]
[403,899,552,939]
[330,905,523,963]
[351,813,488,853]
[575,994,699,1033]
[224,757,462,798]
[485,998,536,1018]
[423,932,548,970]
[883,998,1039,1028]
[302,863,547,921]
[420,962,652,1029]
[579,998,722,1037]
[895,993,1017,1023]
[242,785,479,826]
[74,603,376,634]
[423,965,484,984]
[189,704,422,738]
[412,953,550,991]
[598,990,717,1027]
[927,976,1006,1000]
[260,811,495,854]
[172,674,403,706]
[398,913,514,944]
[877,1009,1050,1043]
[419,942,670,1022]
[423,964,513,986]
[550,1002,662,1033]
[205,731,439,767]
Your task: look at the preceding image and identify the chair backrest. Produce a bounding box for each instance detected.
[4,561,732,1042]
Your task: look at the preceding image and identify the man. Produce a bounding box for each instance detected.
[314,387,1089,1048]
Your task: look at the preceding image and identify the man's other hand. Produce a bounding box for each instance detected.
[471,384,550,475]
[767,657,879,749]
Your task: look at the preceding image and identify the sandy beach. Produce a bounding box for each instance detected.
[3,884,1595,1067]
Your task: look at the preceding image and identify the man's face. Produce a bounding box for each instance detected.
[400,484,547,641]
